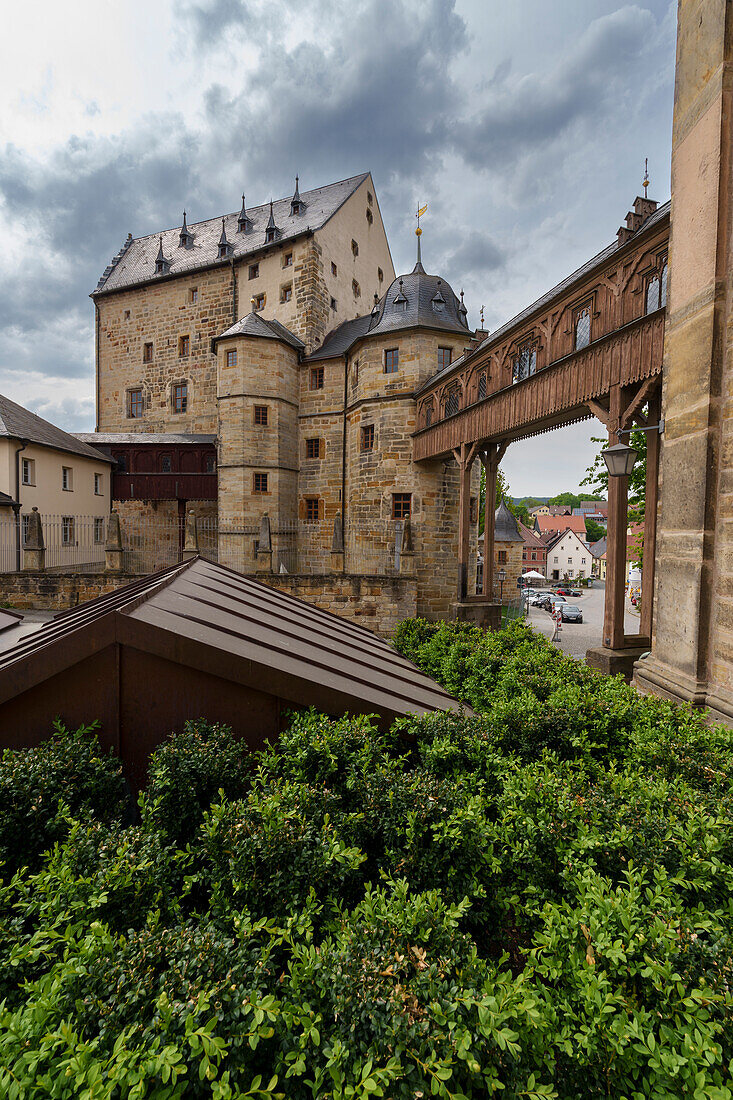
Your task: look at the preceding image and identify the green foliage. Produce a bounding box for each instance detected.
[0,720,126,875]
[1,634,732,1098]
[584,517,605,544]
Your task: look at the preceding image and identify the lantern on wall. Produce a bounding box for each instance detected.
[602,441,638,477]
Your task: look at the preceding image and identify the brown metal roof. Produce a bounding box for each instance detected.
[0,557,462,721]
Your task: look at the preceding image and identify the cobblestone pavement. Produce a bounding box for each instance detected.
[525,581,640,660]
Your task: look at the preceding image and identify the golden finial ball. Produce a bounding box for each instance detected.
[416,227,422,237]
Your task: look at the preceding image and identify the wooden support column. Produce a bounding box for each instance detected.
[640,388,661,641]
[453,442,479,601]
[480,441,507,599]
[603,384,630,650]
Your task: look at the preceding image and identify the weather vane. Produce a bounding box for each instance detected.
[480,304,485,328]
[643,157,650,198]
[415,202,427,237]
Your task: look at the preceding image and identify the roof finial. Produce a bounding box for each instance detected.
[480,304,485,328]
[238,194,251,233]
[643,157,650,198]
[155,236,171,275]
[414,201,427,272]
[291,176,304,215]
[266,199,280,241]
[218,218,232,258]
[179,210,194,248]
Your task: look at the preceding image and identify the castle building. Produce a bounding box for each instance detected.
[90,173,479,619]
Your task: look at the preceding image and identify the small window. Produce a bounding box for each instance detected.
[249,263,259,280]
[206,455,216,474]
[361,424,374,451]
[512,345,536,383]
[94,472,103,495]
[568,557,573,564]
[352,279,361,298]
[646,271,665,314]
[531,552,536,561]
[94,517,105,544]
[378,267,384,283]
[143,342,153,363]
[21,458,34,486]
[498,550,507,563]
[660,260,668,309]
[445,388,460,417]
[305,497,320,523]
[226,348,237,368]
[425,403,433,428]
[392,493,411,519]
[254,405,269,426]
[283,252,293,267]
[189,287,199,303]
[478,372,487,400]
[331,261,338,277]
[438,347,452,370]
[366,208,373,225]
[173,383,188,413]
[62,516,75,546]
[367,191,373,206]
[253,472,268,493]
[575,307,591,350]
[62,466,73,491]
[253,293,265,311]
[21,515,30,546]
[280,284,292,303]
[330,297,337,311]
[178,335,190,357]
[353,360,359,388]
[160,455,172,473]
[581,557,587,564]
[384,348,399,374]
[305,438,321,459]
[351,239,359,257]
[124,309,130,320]
[310,366,324,390]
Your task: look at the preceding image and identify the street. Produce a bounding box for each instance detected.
[525,581,640,659]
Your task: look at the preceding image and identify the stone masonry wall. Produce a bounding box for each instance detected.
[0,572,141,612]
[258,572,418,638]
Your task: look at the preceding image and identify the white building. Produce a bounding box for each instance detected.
[546,528,591,581]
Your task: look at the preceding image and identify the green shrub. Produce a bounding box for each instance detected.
[0,721,126,876]
[145,718,254,843]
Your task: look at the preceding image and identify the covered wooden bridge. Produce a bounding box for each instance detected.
[412,194,670,668]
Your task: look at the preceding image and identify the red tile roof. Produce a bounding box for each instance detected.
[535,514,588,538]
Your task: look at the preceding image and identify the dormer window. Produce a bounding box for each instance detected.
[432,292,446,313]
[218,220,232,259]
[154,237,170,275]
[179,211,194,249]
[237,195,252,234]
[290,176,304,216]
[393,277,408,311]
[265,200,280,243]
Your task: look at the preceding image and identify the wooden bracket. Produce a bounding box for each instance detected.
[620,375,661,431]
[587,399,611,427]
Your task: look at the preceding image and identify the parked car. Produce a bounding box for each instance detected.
[555,587,582,597]
[561,604,583,623]
[546,595,567,611]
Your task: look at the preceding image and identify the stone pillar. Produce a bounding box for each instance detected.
[256,513,273,574]
[181,510,199,562]
[105,510,124,573]
[635,0,733,717]
[22,507,44,572]
[400,518,415,576]
[330,513,344,573]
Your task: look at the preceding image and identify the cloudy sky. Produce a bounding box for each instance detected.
[0,0,676,496]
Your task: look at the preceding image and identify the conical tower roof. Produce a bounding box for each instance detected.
[494,499,522,542]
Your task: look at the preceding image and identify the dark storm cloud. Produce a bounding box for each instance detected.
[458,6,656,170]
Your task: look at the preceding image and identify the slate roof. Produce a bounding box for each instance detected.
[418,199,671,395]
[0,395,113,462]
[93,173,371,296]
[0,557,463,721]
[213,312,304,351]
[495,499,523,542]
[589,537,607,558]
[305,261,469,362]
[74,433,216,445]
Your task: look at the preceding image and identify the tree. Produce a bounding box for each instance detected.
[477,467,528,533]
[582,428,647,563]
[585,518,605,544]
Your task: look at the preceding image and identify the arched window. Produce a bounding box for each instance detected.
[445,388,460,417]
[646,275,661,314]
[660,262,668,309]
[575,308,591,350]
[477,372,487,400]
[425,402,433,428]
[512,345,536,383]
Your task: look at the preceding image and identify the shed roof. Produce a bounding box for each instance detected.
[93,173,370,296]
[0,557,461,723]
[0,395,113,462]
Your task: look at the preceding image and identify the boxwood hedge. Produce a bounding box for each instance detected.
[0,623,732,1099]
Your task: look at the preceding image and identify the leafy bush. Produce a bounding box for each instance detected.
[0,721,126,875]
[1,623,733,1098]
[145,718,254,843]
